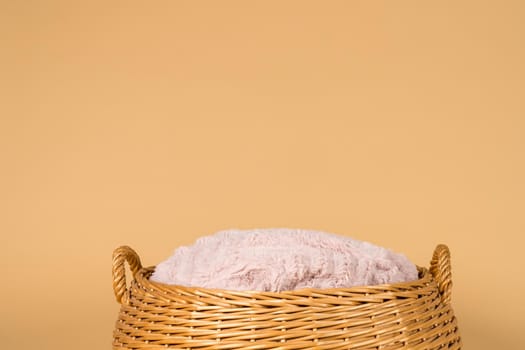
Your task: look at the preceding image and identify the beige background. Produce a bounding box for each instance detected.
[2,1,524,349]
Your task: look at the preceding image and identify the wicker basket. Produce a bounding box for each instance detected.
[112,244,461,349]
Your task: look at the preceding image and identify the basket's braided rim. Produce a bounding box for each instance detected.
[133,265,435,306]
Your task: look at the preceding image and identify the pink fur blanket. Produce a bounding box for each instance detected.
[150,228,418,292]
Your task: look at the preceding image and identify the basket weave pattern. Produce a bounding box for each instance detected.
[112,245,461,349]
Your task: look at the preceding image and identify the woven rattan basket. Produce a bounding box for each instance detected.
[112,244,461,349]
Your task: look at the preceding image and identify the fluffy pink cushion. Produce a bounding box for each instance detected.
[150,228,418,292]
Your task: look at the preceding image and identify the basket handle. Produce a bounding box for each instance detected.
[429,244,453,305]
[112,246,142,305]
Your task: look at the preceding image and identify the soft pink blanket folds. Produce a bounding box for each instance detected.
[150,228,418,292]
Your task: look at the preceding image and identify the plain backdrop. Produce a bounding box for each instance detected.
[2,1,524,349]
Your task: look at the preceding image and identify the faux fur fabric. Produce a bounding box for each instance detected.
[150,228,418,292]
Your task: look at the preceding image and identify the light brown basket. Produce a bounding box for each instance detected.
[112,244,461,349]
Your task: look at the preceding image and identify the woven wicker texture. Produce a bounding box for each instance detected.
[112,244,461,349]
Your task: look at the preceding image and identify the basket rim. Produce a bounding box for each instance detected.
[130,265,432,298]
